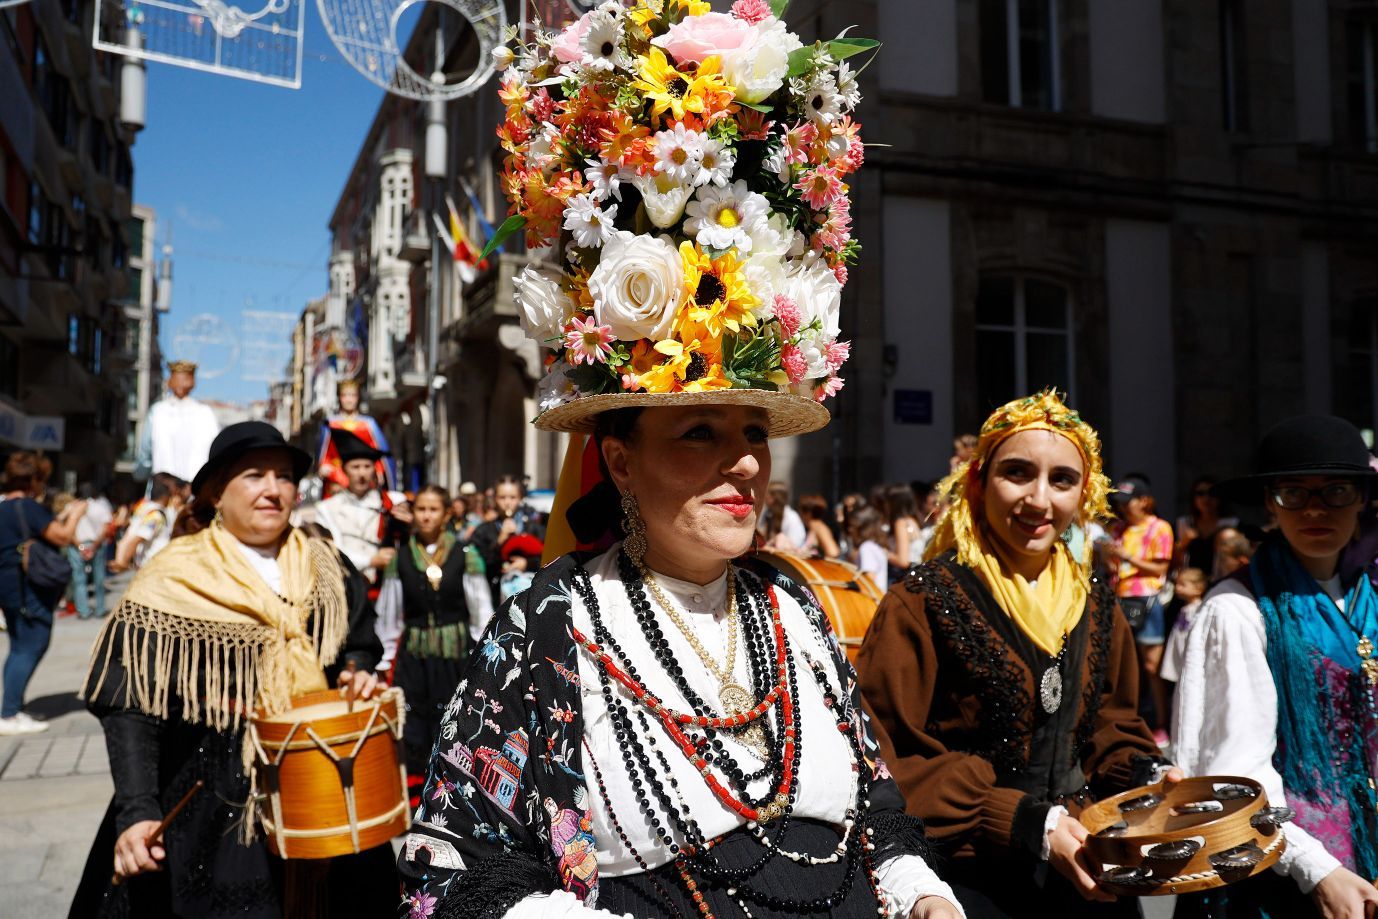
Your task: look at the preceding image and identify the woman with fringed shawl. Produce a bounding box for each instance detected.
[1174,415,1378,919]
[68,422,398,918]
[859,391,1177,917]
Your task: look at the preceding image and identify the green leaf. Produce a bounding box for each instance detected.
[827,38,880,61]
[769,0,789,17]
[567,363,618,395]
[786,45,815,78]
[736,100,773,113]
[480,214,526,261]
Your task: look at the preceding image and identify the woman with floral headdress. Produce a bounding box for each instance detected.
[397,2,963,917]
[859,391,1177,917]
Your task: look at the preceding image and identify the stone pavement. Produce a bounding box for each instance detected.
[0,573,128,915]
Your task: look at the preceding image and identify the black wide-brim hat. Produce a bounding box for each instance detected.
[329,426,389,464]
[1213,414,1378,505]
[190,421,314,497]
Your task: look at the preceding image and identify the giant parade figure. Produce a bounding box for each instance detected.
[316,379,396,492]
[135,360,220,485]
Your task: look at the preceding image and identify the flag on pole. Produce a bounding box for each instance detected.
[447,195,490,274]
[458,174,501,246]
[432,211,477,284]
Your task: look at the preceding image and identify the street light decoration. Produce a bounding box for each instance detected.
[93,0,306,88]
[317,0,507,101]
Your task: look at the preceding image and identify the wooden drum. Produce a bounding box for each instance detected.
[1079,775,1292,896]
[248,687,410,859]
[755,552,883,663]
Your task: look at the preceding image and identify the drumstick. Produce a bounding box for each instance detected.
[111,779,204,886]
[344,659,359,713]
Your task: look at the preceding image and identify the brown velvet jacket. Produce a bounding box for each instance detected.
[857,551,1163,862]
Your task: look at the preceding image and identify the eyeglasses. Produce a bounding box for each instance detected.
[1267,482,1363,510]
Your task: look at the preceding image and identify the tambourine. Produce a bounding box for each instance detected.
[1078,775,1293,896]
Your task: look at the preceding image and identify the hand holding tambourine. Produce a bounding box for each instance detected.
[1078,776,1293,897]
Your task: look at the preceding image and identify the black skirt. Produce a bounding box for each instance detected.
[596,819,884,918]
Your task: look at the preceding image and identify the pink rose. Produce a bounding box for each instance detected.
[651,12,753,65]
[553,12,595,63]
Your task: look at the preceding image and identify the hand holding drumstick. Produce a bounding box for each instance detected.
[111,780,204,884]
[337,659,379,713]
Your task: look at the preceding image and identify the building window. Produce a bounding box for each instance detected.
[0,335,17,399]
[973,276,1075,413]
[980,0,1061,111]
[1344,302,1378,440]
[1348,19,1378,154]
[1220,0,1248,132]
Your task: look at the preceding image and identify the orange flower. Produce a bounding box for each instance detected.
[600,111,655,172]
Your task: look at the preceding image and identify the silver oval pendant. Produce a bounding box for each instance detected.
[1040,665,1063,713]
[426,564,444,581]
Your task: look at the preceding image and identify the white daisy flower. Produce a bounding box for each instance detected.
[581,11,630,71]
[802,73,844,125]
[653,123,705,185]
[563,193,618,248]
[585,156,628,202]
[692,137,736,187]
[835,61,861,109]
[684,180,770,253]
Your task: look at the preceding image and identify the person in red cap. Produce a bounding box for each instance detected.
[499,532,545,603]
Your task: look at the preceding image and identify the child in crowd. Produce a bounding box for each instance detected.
[849,506,889,592]
[1160,567,1207,686]
[499,532,544,603]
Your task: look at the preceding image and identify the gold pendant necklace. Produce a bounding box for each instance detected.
[417,540,445,591]
[640,564,770,759]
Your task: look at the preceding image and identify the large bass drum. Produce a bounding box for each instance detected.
[754,552,883,663]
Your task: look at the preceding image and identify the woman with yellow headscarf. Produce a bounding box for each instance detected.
[858,392,1178,918]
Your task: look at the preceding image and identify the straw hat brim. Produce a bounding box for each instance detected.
[533,390,831,437]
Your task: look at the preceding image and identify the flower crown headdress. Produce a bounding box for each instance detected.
[925,390,1112,577]
[488,0,876,434]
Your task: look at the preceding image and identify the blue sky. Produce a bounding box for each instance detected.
[134,8,387,404]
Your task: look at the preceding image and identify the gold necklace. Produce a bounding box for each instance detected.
[638,563,769,758]
[416,538,445,591]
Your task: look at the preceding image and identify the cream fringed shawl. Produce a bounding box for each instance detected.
[81,522,349,736]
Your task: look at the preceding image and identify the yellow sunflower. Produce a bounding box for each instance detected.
[640,331,727,393]
[678,241,759,338]
[632,49,733,123]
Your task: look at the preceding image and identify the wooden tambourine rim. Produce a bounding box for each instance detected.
[1079,775,1289,896]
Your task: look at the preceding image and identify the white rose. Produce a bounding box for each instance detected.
[776,259,841,338]
[587,231,684,342]
[720,18,803,104]
[512,266,573,343]
[632,172,693,228]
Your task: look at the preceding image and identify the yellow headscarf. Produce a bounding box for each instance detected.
[924,390,1111,654]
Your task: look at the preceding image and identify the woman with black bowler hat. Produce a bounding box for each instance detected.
[1174,415,1378,919]
[69,421,398,918]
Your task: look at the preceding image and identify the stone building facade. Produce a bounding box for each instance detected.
[829,0,1378,518]
[0,0,138,488]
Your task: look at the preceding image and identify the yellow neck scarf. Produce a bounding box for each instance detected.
[84,522,348,734]
[969,530,1087,655]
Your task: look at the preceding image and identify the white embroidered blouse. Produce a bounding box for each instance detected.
[501,547,962,918]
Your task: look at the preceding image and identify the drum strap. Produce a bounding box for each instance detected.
[304,703,383,854]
